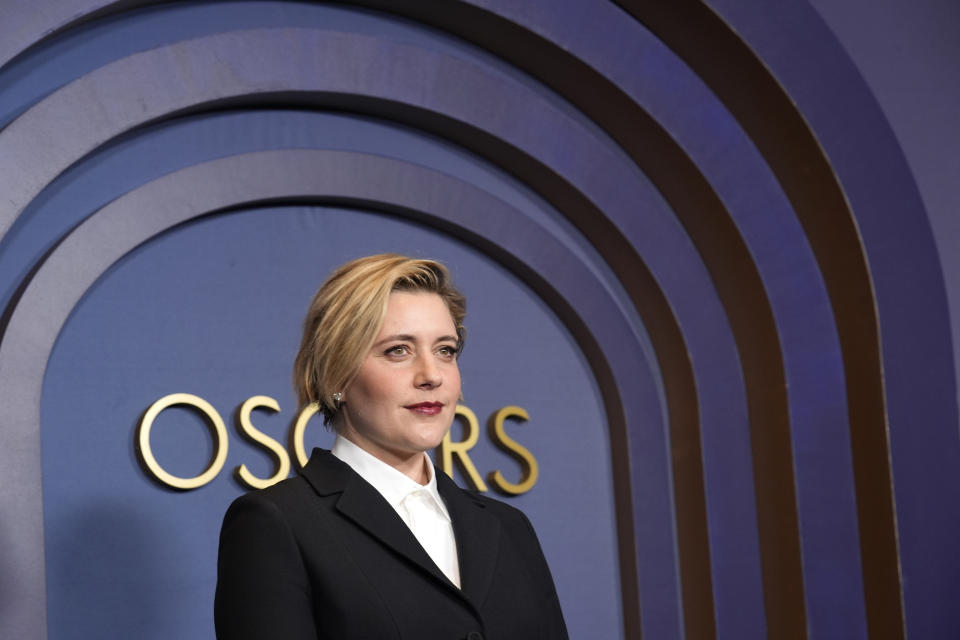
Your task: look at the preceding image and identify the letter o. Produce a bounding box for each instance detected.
[137,393,229,490]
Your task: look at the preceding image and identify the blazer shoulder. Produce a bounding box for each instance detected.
[224,448,350,514]
[222,472,328,534]
[446,482,539,534]
[462,489,525,517]
[232,472,313,506]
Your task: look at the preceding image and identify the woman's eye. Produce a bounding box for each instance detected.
[385,345,408,357]
[437,345,457,358]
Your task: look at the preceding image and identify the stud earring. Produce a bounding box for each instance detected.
[332,392,343,408]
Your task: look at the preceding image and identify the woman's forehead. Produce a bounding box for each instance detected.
[378,291,456,336]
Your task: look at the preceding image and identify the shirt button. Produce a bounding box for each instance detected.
[464,632,483,640]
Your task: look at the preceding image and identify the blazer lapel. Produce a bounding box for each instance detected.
[299,449,456,591]
[436,471,501,608]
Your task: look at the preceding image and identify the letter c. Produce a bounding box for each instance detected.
[291,403,321,469]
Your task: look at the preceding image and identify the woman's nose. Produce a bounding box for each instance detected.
[414,355,442,388]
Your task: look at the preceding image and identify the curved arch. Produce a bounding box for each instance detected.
[0,29,759,637]
[4,2,934,637]
[0,148,669,639]
[0,0,110,70]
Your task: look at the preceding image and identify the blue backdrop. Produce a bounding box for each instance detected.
[2,2,958,639]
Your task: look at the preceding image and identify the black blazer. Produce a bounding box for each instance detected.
[215,449,568,640]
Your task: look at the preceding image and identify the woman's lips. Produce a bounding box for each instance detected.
[405,402,444,416]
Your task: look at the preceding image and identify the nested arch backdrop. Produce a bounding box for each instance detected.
[39,191,626,639]
[1,2,958,640]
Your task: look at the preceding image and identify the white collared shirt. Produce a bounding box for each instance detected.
[332,435,461,588]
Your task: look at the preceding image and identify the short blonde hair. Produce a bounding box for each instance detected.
[293,254,466,426]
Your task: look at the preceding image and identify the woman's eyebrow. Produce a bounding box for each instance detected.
[373,333,458,346]
[374,334,416,346]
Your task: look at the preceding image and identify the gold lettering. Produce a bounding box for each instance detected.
[137,396,544,495]
[487,406,539,495]
[235,395,290,489]
[438,405,488,491]
[137,393,228,490]
[291,403,321,469]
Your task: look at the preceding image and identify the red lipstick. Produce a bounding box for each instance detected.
[405,402,444,416]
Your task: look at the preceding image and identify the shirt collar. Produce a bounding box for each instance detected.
[331,434,451,521]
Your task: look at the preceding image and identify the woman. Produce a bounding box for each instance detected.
[215,254,568,640]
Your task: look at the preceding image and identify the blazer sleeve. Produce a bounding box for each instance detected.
[214,492,318,640]
[517,509,569,640]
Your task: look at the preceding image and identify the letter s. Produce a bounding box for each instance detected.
[235,395,290,489]
[487,406,539,495]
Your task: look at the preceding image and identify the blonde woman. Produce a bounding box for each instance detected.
[215,254,567,639]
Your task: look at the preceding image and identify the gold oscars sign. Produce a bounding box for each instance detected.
[136,393,540,494]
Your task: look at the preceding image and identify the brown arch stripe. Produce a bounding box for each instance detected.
[622,2,903,639]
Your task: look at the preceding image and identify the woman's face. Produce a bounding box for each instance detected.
[339,291,461,468]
